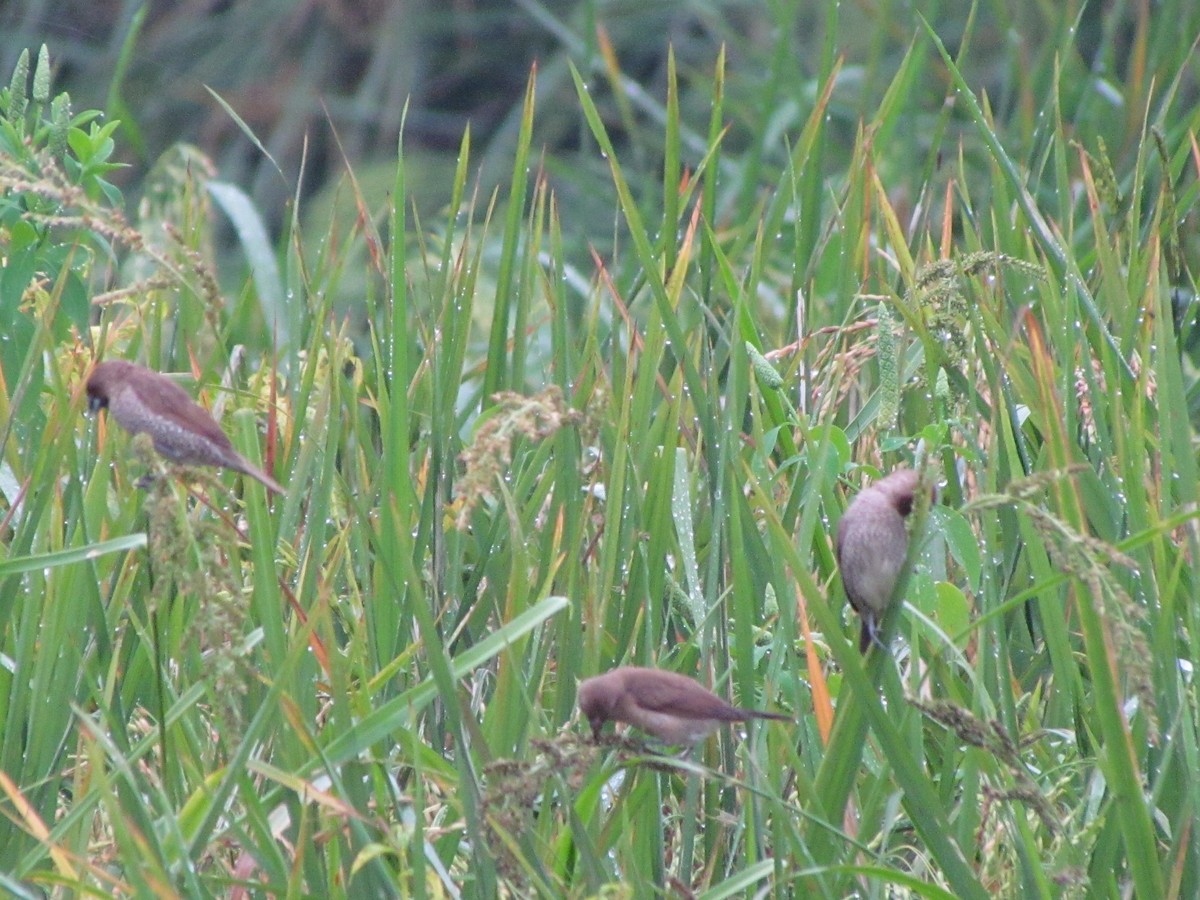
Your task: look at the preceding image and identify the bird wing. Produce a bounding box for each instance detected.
[634,676,738,720]
[135,375,236,451]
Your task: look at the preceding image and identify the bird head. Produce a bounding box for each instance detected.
[577,676,615,742]
[85,360,129,412]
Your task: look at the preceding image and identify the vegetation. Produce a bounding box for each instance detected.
[1,1,1199,896]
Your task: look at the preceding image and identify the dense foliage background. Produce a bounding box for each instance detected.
[2,0,1199,896]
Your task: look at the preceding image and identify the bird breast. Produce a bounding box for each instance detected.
[109,389,221,465]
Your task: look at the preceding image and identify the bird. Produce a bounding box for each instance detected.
[835,468,921,653]
[578,666,789,746]
[86,359,284,495]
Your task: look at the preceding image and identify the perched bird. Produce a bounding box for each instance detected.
[578,666,789,746]
[86,359,284,495]
[836,468,921,653]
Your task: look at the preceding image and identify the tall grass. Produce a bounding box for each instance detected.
[2,1,1200,897]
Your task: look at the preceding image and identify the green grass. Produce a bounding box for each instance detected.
[2,1,1200,896]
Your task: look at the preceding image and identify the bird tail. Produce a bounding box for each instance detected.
[739,708,791,722]
[859,619,873,653]
[756,710,792,722]
[239,461,285,495]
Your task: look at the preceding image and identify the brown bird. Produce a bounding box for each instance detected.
[86,359,284,495]
[836,468,921,653]
[578,666,789,746]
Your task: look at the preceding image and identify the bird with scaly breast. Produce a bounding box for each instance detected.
[86,359,284,495]
[836,468,922,653]
[578,666,789,746]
